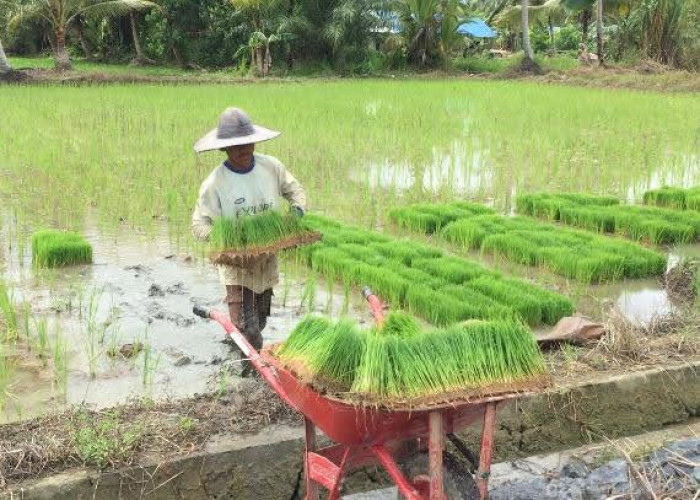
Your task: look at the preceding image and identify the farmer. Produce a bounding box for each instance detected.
[192,107,307,372]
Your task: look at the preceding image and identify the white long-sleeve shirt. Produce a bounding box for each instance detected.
[192,153,306,293]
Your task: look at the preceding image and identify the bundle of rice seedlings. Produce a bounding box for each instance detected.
[405,286,475,325]
[389,207,444,234]
[370,241,441,265]
[643,187,688,210]
[309,247,358,280]
[379,311,422,338]
[304,319,364,388]
[412,257,486,284]
[210,212,321,267]
[467,276,545,325]
[32,230,93,268]
[686,193,700,211]
[481,234,540,266]
[350,264,411,304]
[276,316,333,362]
[441,220,487,248]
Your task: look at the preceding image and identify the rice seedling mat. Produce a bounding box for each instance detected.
[209,211,321,264]
[388,202,666,283]
[300,215,573,326]
[516,193,700,245]
[274,313,551,407]
[32,230,93,268]
[643,186,700,212]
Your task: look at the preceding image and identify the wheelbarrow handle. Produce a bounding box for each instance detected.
[192,305,299,410]
[363,287,385,327]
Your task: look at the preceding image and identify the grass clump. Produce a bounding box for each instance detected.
[32,230,93,268]
[210,211,308,251]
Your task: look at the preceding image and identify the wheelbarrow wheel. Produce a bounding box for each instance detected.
[399,451,478,499]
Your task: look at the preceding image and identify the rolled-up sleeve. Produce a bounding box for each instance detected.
[192,180,221,241]
[277,162,307,210]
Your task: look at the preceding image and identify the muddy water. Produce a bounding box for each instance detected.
[0,216,371,422]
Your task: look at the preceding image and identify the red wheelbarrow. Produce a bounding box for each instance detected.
[193,290,529,500]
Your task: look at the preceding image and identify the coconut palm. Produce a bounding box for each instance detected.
[7,0,156,70]
[521,0,535,66]
[0,39,11,73]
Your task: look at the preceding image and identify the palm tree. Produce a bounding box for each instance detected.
[8,0,156,70]
[595,0,603,64]
[0,39,11,74]
[521,0,535,67]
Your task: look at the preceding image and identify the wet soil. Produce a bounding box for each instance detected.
[0,216,369,422]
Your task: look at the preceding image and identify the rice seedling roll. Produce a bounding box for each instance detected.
[32,230,93,268]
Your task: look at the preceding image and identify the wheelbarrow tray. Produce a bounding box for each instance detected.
[260,347,527,446]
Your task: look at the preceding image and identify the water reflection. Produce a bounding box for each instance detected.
[354,140,493,195]
[617,288,675,326]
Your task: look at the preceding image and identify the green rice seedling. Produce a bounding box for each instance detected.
[467,276,545,325]
[521,193,700,245]
[52,323,69,395]
[385,262,445,289]
[448,201,495,215]
[369,241,441,266]
[140,329,160,389]
[555,193,619,206]
[379,311,422,338]
[0,342,14,411]
[388,207,444,234]
[400,202,667,283]
[686,193,700,211]
[276,316,334,374]
[301,273,317,312]
[350,264,411,305]
[440,284,513,320]
[209,211,307,251]
[411,257,486,284]
[0,283,18,342]
[441,220,487,249]
[481,234,540,266]
[404,286,490,325]
[31,230,93,268]
[309,247,357,281]
[498,278,574,324]
[305,319,364,388]
[643,187,688,210]
[338,244,390,267]
[34,318,50,366]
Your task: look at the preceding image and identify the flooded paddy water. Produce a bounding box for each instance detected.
[1,80,699,422]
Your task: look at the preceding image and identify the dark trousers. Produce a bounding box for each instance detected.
[225,286,272,351]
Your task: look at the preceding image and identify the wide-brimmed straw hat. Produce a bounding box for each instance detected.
[194,107,280,153]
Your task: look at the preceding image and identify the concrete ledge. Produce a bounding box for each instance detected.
[5,361,698,499]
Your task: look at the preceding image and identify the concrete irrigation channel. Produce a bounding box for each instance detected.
[2,359,698,499]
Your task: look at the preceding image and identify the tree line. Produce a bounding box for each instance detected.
[1,0,697,74]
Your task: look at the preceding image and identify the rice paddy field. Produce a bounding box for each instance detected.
[0,80,699,420]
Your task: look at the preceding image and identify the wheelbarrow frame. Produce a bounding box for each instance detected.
[193,296,524,500]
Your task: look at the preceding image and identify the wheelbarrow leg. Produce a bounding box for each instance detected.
[428,411,444,500]
[476,403,497,500]
[305,417,319,500]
